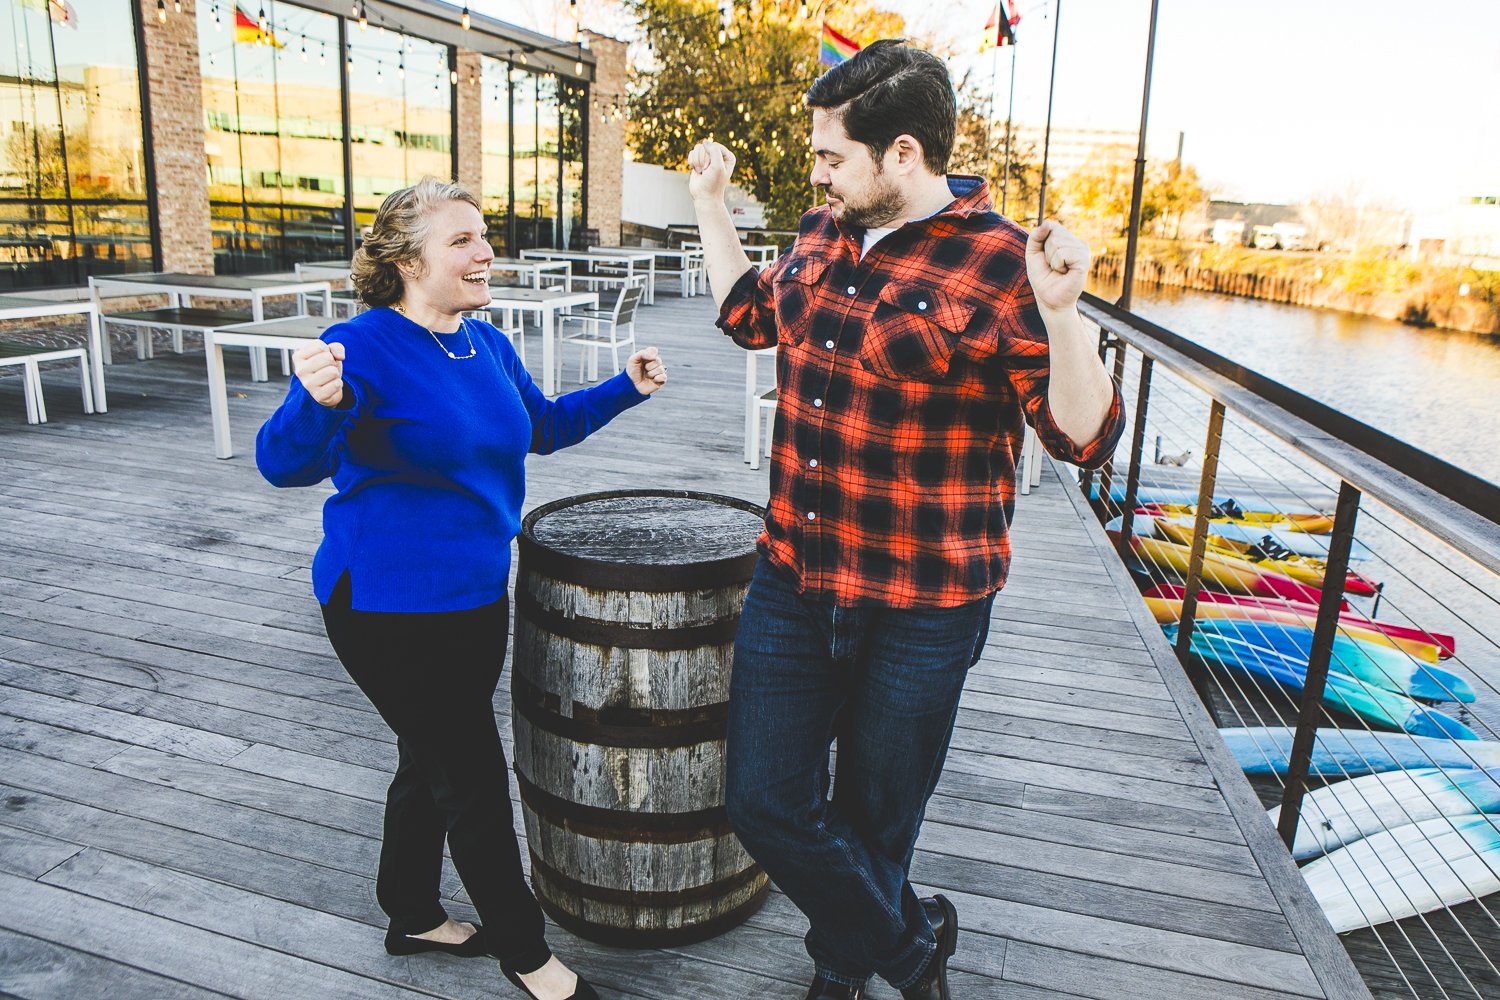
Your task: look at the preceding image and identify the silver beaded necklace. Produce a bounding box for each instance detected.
[394,304,476,360]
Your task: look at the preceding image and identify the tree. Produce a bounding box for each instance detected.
[949,70,1044,224]
[1056,148,1205,241]
[622,0,904,231]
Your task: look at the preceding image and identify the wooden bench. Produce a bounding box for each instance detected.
[0,342,95,424]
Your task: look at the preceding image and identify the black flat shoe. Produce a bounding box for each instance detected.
[804,973,864,998]
[503,966,600,1000]
[384,923,490,957]
[900,894,958,1000]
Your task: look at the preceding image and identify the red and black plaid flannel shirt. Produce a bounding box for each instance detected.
[717,175,1125,608]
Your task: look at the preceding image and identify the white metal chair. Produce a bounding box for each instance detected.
[0,342,95,424]
[558,284,643,383]
[1019,424,1043,494]
[744,345,777,469]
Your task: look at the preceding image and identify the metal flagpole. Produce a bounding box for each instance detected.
[984,25,1000,184]
[1035,0,1061,224]
[1119,0,1161,311]
[1001,41,1017,217]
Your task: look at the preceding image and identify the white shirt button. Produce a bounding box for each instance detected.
[813,398,823,408]
[917,301,928,311]
[807,511,817,521]
[824,339,835,349]
[790,266,799,274]
[808,458,818,468]
[846,286,856,295]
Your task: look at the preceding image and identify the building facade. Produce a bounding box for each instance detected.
[0,0,620,288]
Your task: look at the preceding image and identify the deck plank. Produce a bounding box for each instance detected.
[0,293,1367,998]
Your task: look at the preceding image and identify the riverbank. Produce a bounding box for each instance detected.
[1092,240,1500,336]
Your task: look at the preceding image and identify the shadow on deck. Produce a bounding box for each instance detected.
[0,294,1368,998]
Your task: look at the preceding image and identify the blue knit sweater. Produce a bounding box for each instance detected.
[256,307,649,612]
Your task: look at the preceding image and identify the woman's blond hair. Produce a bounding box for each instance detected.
[351,178,482,308]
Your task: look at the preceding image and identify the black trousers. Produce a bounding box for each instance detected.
[321,573,550,974]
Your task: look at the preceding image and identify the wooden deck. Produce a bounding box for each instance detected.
[0,293,1372,999]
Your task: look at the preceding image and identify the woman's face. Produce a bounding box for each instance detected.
[402,199,494,317]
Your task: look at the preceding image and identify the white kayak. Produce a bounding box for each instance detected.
[1270,767,1500,860]
[1302,814,1500,933]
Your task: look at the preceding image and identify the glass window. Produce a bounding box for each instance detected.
[0,0,152,287]
[198,0,344,273]
[479,53,512,256]
[348,27,452,234]
[560,78,585,249]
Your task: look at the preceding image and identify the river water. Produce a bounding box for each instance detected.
[1090,281,1500,487]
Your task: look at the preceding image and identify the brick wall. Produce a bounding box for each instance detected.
[139,0,214,274]
[455,49,483,195]
[584,33,626,246]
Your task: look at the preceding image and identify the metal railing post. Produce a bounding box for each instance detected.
[1096,340,1131,505]
[1116,356,1154,562]
[1173,399,1225,721]
[1276,479,1363,851]
[1079,328,1117,504]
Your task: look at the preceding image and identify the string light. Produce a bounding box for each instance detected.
[450,68,459,85]
[358,1,367,29]
[156,0,165,23]
[174,0,181,12]
[398,51,405,78]
[349,0,357,15]
[257,4,266,30]
[460,4,469,29]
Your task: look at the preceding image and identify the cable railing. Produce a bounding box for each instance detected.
[1076,290,1500,1000]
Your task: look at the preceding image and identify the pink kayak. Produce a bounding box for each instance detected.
[1142,584,1457,658]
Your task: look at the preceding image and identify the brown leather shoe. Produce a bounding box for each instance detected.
[804,973,865,999]
[899,895,958,1000]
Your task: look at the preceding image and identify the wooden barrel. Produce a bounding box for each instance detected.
[512,489,768,947]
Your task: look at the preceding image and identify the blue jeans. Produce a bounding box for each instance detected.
[725,561,994,990]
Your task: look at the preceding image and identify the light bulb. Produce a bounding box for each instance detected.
[450,69,458,85]
[461,5,470,29]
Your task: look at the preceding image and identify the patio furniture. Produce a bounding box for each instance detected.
[589,246,706,297]
[203,314,339,458]
[90,273,332,382]
[0,294,108,412]
[558,284,644,384]
[0,341,95,424]
[744,346,778,470]
[485,285,599,396]
[520,249,658,304]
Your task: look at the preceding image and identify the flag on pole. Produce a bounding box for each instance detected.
[234,5,285,47]
[820,23,860,66]
[980,0,1020,51]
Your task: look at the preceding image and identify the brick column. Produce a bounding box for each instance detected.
[139,0,214,273]
[455,48,483,194]
[584,32,625,246]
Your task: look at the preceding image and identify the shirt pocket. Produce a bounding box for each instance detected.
[772,253,829,346]
[860,282,978,383]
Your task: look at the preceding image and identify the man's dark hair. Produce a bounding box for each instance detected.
[804,39,956,176]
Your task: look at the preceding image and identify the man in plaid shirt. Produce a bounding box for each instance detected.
[689,40,1124,1000]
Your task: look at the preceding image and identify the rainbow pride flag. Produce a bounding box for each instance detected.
[819,23,859,67]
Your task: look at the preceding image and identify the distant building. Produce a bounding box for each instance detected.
[1410,196,1500,267]
[1010,125,1136,179]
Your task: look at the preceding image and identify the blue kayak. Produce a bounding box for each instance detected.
[1221,727,1500,777]
[1186,618,1474,704]
[1166,624,1477,741]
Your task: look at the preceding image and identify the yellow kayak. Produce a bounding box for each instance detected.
[1142,501,1335,535]
[1152,519,1379,596]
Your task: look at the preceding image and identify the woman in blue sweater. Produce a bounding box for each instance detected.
[256,179,665,1000]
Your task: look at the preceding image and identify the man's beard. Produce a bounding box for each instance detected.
[823,169,905,229]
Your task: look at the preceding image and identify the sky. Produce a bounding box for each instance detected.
[476,0,1500,212]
